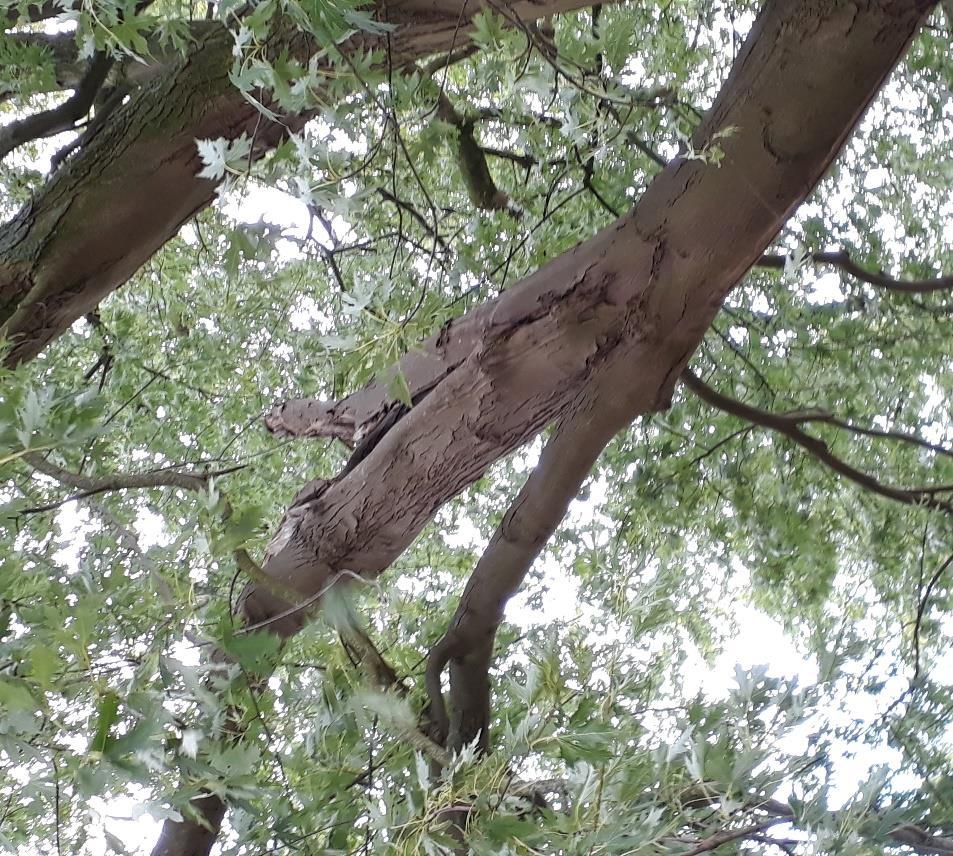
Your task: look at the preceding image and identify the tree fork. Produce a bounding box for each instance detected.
[252,0,936,616]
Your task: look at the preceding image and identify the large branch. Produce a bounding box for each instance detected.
[0,0,613,367]
[253,0,936,625]
[425,374,648,751]
[0,52,113,160]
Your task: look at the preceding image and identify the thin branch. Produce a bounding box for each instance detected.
[338,620,451,768]
[680,816,790,856]
[0,52,113,161]
[682,369,953,517]
[21,452,242,513]
[678,788,953,856]
[377,187,449,252]
[435,91,516,215]
[757,250,953,295]
[419,43,480,77]
[912,551,953,682]
[794,413,953,460]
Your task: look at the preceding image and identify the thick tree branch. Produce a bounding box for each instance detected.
[757,250,953,294]
[682,369,953,516]
[256,0,935,607]
[0,52,113,160]
[0,0,610,367]
[426,374,653,750]
[154,4,937,854]
[1,25,214,100]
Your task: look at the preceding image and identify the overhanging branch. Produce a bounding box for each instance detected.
[0,52,113,161]
[435,91,516,215]
[757,250,953,294]
[21,451,238,511]
[682,368,953,516]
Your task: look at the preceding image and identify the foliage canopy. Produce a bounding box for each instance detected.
[1,1,952,854]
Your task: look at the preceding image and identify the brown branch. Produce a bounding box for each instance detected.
[794,413,953,460]
[482,145,537,168]
[338,621,452,768]
[23,452,264,599]
[0,52,113,161]
[680,816,790,855]
[912,550,953,682]
[20,452,243,513]
[676,788,953,856]
[682,369,953,516]
[426,373,653,751]
[419,43,480,77]
[435,92,516,215]
[681,796,953,856]
[377,187,449,252]
[757,250,953,294]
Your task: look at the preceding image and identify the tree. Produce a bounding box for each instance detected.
[1,0,952,853]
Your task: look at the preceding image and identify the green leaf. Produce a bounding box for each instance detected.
[89,691,121,755]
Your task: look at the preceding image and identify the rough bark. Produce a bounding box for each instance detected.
[0,0,607,367]
[254,0,935,619]
[151,795,226,856]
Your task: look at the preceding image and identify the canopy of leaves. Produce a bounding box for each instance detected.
[1,0,952,854]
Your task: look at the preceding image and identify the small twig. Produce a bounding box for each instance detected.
[912,551,953,682]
